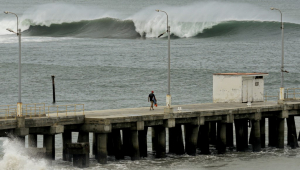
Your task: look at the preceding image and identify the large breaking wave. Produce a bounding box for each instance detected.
[1,2,300,39]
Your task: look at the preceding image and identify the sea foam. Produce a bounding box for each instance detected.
[0,138,48,170]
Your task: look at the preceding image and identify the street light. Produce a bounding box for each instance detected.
[270,7,288,101]
[4,11,22,116]
[156,9,172,113]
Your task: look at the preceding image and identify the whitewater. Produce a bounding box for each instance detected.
[1,2,300,39]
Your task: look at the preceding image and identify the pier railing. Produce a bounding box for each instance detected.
[0,103,84,119]
[264,92,279,101]
[285,88,300,100]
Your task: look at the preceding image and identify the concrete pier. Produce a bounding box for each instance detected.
[0,101,299,165]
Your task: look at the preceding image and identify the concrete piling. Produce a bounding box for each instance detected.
[43,134,54,161]
[217,122,226,154]
[112,129,124,160]
[28,134,37,147]
[168,127,176,153]
[226,123,234,147]
[122,129,132,156]
[252,120,261,152]
[277,118,285,148]
[138,127,148,158]
[78,132,89,143]
[209,122,217,145]
[268,117,278,147]
[63,131,72,161]
[260,118,265,148]
[67,142,90,168]
[174,124,185,155]
[96,133,107,164]
[130,130,140,160]
[235,119,248,151]
[199,122,210,154]
[290,134,297,149]
[155,126,166,158]
[107,133,114,156]
[151,127,157,152]
[185,124,199,156]
[287,116,299,147]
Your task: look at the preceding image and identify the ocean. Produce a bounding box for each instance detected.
[0,0,300,169]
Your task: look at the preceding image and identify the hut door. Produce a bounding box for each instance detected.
[242,78,253,103]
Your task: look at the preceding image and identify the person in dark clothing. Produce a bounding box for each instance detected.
[148,91,157,111]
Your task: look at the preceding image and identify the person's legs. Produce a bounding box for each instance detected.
[150,101,154,110]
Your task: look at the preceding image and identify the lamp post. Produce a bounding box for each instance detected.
[270,8,288,101]
[156,9,172,113]
[4,11,22,116]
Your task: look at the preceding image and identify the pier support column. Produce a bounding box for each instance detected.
[155,126,166,158]
[107,133,114,156]
[217,122,226,154]
[226,123,234,148]
[138,127,148,158]
[28,134,37,147]
[169,127,176,154]
[93,133,97,157]
[63,131,72,161]
[235,119,248,151]
[112,129,124,160]
[199,122,210,154]
[174,124,185,155]
[268,117,278,147]
[185,124,199,156]
[77,132,89,163]
[44,134,54,161]
[209,122,217,145]
[277,118,285,148]
[130,130,140,160]
[287,116,299,147]
[122,129,131,156]
[96,133,107,164]
[78,132,89,143]
[260,118,266,148]
[252,120,261,152]
[151,127,157,152]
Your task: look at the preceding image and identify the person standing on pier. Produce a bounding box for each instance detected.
[148,91,157,111]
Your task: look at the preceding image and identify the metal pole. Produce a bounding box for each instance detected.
[52,75,56,103]
[280,11,284,89]
[168,26,170,95]
[18,29,21,103]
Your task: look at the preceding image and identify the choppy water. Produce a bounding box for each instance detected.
[0,0,300,169]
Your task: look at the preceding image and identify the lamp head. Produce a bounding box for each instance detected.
[270,7,274,10]
[6,28,13,32]
[4,11,9,14]
[155,9,160,12]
